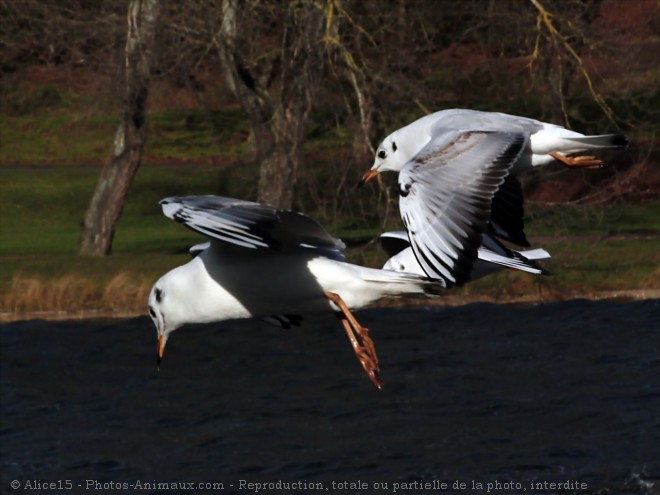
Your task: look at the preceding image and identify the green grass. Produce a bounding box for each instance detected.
[1,168,194,255]
[0,165,272,255]
[1,57,657,314]
[525,203,660,237]
[2,166,659,304]
[0,113,115,165]
[0,80,360,167]
[0,110,252,166]
[459,238,660,297]
[145,108,251,161]
[0,82,252,166]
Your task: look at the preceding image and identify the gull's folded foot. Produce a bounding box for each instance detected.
[549,151,603,168]
[358,325,379,367]
[325,291,383,389]
[343,320,382,389]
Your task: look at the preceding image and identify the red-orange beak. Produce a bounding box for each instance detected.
[156,334,167,368]
[357,166,380,189]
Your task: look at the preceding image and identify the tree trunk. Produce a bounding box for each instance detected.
[257,97,312,208]
[216,0,323,209]
[79,0,160,255]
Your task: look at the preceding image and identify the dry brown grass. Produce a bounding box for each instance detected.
[102,272,152,311]
[0,272,151,314]
[640,265,660,289]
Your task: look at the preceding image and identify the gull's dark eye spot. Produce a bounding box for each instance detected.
[392,141,397,152]
[377,150,386,159]
[149,306,156,318]
[155,288,162,303]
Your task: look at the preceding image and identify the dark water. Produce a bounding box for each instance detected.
[1,300,659,495]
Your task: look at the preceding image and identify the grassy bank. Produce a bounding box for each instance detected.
[0,81,353,167]
[1,167,659,319]
[3,237,658,318]
[2,79,659,316]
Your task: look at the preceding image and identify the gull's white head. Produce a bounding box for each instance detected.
[374,130,408,172]
[148,255,241,367]
[359,116,434,186]
[149,278,171,367]
[382,247,425,276]
[148,266,195,367]
[359,130,406,186]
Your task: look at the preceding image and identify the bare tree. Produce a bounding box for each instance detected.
[529,0,613,127]
[214,0,325,208]
[4,0,647,238]
[79,0,161,255]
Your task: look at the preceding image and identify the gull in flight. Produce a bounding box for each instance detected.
[359,109,628,284]
[379,231,550,280]
[148,195,448,389]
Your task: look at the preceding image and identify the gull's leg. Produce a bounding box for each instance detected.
[338,317,383,389]
[549,151,603,168]
[324,291,382,389]
[324,291,379,366]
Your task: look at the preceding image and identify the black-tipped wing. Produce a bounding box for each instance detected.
[480,233,548,275]
[398,130,527,285]
[489,174,530,247]
[161,195,345,259]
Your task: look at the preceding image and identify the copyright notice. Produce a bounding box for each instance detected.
[9,478,590,493]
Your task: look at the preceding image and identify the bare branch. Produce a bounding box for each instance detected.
[530,0,618,127]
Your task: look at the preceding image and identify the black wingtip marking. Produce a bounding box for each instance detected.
[612,134,629,147]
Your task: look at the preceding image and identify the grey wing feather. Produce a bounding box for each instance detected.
[189,241,211,257]
[429,109,545,135]
[161,195,345,259]
[399,130,527,285]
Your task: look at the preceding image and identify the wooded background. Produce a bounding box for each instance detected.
[1,0,658,255]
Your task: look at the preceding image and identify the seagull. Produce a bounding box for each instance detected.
[379,231,550,280]
[359,109,628,285]
[148,195,447,389]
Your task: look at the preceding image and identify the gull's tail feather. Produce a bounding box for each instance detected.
[419,278,447,296]
[477,247,550,276]
[566,134,629,149]
[363,269,447,297]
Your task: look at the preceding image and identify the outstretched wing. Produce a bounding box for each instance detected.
[161,195,345,260]
[398,130,527,285]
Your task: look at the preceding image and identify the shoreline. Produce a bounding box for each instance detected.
[2,288,658,323]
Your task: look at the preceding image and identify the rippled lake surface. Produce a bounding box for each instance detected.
[1,300,659,494]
